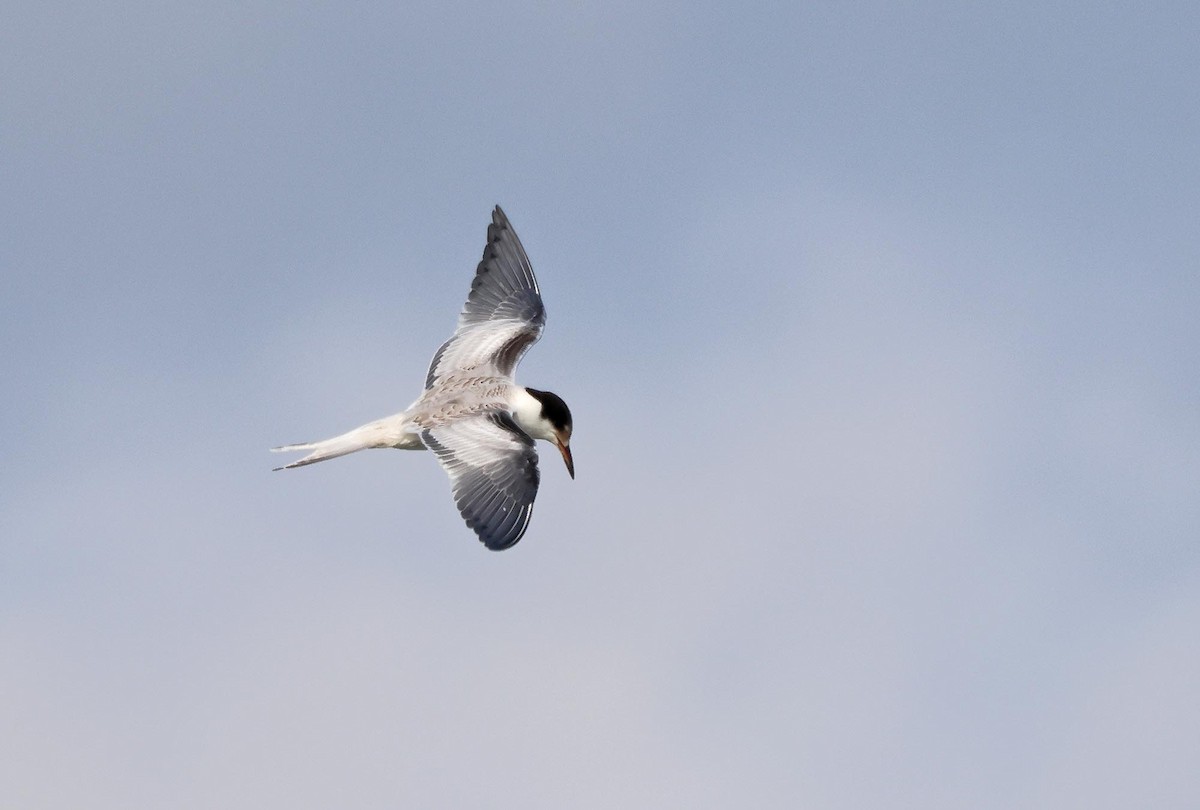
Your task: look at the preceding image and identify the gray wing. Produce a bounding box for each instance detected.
[421,412,541,550]
[425,206,546,388]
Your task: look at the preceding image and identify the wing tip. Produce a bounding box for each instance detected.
[477,510,532,551]
[466,498,527,550]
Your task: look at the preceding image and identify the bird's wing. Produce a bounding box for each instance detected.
[421,411,541,550]
[425,206,546,388]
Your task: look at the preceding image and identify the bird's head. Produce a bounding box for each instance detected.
[518,387,574,479]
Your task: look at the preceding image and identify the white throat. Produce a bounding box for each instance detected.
[510,387,556,442]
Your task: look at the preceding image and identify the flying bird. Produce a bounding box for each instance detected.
[272,206,574,550]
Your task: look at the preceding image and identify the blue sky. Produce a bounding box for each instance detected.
[3,2,1198,807]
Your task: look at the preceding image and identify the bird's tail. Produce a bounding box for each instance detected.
[270,415,413,470]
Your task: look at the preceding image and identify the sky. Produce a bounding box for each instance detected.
[2,2,1199,807]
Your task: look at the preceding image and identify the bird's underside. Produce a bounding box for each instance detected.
[271,205,572,551]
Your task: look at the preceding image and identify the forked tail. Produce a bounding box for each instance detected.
[270,415,416,470]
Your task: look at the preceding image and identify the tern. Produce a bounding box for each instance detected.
[272,206,574,550]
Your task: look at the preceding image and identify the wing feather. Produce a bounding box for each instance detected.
[425,206,546,388]
[422,412,541,550]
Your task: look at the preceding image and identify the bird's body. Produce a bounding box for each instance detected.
[272,206,573,550]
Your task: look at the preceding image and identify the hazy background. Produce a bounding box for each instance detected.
[3,2,1198,807]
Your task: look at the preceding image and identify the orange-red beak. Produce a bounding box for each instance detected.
[556,439,575,479]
